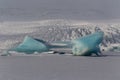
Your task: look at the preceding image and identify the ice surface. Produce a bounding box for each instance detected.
[72,31,104,56]
[0,52,120,80]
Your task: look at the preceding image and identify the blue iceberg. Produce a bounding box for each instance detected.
[5,31,104,56]
[72,31,104,56]
[9,36,49,54]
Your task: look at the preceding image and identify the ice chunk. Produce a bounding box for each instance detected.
[9,36,49,54]
[72,31,104,56]
[108,46,120,52]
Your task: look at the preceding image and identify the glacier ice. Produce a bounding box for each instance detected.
[8,36,49,54]
[5,31,104,56]
[72,31,104,56]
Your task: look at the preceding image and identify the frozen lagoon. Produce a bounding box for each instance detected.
[0,21,120,80]
[0,52,120,80]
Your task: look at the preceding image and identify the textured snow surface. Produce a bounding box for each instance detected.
[0,20,120,54]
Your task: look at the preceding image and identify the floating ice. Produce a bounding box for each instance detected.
[107,45,120,52]
[8,36,49,54]
[72,31,104,56]
[4,32,104,56]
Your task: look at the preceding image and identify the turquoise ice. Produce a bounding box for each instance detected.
[9,36,49,54]
[72,31,104,56]
[7,36,71,54]
[5,31,104,56]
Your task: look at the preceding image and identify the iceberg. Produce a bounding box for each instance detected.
[5,31,104,56]
[8,36,49,54]
[72,31,104,56]
[6,36,71,55]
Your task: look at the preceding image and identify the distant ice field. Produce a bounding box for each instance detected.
[0,19,120,54]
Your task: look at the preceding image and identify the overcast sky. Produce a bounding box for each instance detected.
[0,0,120,22]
